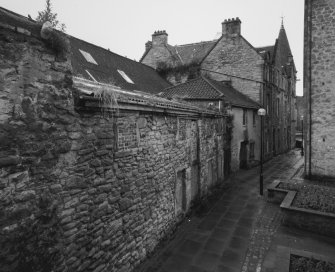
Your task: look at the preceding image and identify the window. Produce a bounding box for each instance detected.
[117,70,134,84]
[249,142,255,159]
[266,93,270,115]
[253,111,256,126]
[85,70,97,82]
[276,98,280,116]
[79,49,98,65]
[243,109,247,125]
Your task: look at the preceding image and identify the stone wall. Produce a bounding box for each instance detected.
[304,0,335,179]
[230,107,260,171]
[0,22,228,272]
[201,35,264,104]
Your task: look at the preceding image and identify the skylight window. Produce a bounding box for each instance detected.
[79,49,98,65]
[117,69,134,84]
[85,70,97,82]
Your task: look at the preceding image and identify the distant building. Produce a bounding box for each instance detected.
[161,76,261,172]
[296,96,304,132]
[141,18,297,161]
[304,0,335,180]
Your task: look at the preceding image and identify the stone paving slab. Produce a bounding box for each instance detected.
[137,150,335,272]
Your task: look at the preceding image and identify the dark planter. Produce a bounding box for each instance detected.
[280,190,335,238]
[267,180,335,238]
[267,180,290,204]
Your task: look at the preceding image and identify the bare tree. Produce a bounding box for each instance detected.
[35,0,66,32]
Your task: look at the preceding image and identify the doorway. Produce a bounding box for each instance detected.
[239,141,248,169]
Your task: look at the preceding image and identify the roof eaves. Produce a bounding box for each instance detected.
[231,102,260,109]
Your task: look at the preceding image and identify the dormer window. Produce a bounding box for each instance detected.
[117,69,134,84]
[79,49,98,65]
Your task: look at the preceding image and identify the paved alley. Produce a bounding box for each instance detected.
[137,149,335,272]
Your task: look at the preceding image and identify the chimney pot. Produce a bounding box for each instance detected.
[152,30,168,47]
[222,17,241,36]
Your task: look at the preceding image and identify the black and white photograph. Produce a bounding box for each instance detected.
[0,0,334,271]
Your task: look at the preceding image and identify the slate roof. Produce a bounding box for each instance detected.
[256,25,296,74]
[0,6,171,95]
[255,45,275,60]
[174,40,218,65]
[140,39,218,65]
[69,37,171,94]
[162,76,260,109]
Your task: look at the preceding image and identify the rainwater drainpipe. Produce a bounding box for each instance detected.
[308,0,313,177]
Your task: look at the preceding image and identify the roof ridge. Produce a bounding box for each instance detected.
[175,39,218,47]
[163,76,202,91]
[202,77,225,97]
[206,78,260,108]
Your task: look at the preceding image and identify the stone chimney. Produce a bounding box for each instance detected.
[152,30,168,47]
[222,18,241,36]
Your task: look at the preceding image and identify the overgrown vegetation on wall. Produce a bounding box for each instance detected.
[156,61,200,79]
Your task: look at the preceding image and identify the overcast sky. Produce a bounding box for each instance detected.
[2,0,304,96]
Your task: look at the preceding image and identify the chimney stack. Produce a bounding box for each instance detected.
[222,18,241,36]
[152,30,168,47]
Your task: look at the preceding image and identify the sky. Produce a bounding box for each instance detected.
[1,0,304,96]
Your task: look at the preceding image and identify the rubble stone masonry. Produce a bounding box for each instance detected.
[0,22,227,272]
[304,0,335,179]
[201,34,264,104]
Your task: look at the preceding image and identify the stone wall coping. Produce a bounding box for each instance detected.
[74,77,225,117]
[0,7,43,38]
[280,186,335,218]
[275,245,335,272]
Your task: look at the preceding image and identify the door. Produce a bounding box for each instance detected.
[224,149,231,178]
[191,163,199,201]
[239,141,248,169]
[175,169,186,215]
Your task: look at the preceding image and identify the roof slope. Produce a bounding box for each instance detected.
[69,36,171,94]
[162,76,260,109]
[140,39,218,65]
[0,6,171,95]
[273,26,292,70]
[162,77,222,99]
[207,78,260,109]
[175,40,218,65]
[255,45,275,60]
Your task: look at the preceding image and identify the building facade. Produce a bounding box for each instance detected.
[161,76,260,172]
[0,8,230,272]
[304,0,335,180]
[141,18,297,161]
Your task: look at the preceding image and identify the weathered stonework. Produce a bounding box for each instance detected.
[201,35,263,104]
[304,0,335,179]
[0,17,228,272]
[141,18,297,162]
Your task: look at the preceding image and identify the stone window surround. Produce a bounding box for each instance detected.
[174,165,190,216]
